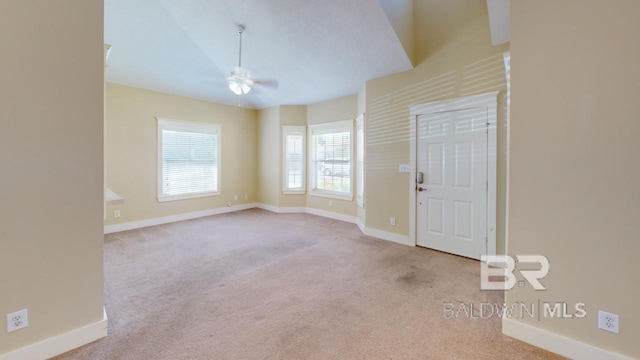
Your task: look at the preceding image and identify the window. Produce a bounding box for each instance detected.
[308,119,353,200]
[283,126,306,194]
[157,118,220,202]
[356,114,365,208]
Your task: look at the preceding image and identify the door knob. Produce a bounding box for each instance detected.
[417,187,427,192]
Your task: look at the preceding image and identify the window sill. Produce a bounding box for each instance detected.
[309,190,353,202]
[105,188,124,205]
[283,190,306,195]
[158,191,220,203]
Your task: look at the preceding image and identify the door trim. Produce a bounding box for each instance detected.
[409,91,499,256]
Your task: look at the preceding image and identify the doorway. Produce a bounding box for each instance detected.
[409,92,498,259]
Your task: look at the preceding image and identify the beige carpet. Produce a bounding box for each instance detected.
[54,209,563,360]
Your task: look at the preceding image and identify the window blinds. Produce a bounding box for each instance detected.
[157,118,220,202]
[308,120,353,199]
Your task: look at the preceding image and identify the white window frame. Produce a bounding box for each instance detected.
[282,126,306,194]
[156,118,221,202]
[308,119,354,201]
[356,113,365,208]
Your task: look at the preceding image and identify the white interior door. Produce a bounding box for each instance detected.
[416,108,490,259]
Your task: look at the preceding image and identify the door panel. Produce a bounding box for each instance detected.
[454,141,473,188]
[416,108,488,259]
[427,198,444,234]
[428,143,444,186]
[453,200,473,240]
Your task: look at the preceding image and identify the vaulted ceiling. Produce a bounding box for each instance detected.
[104,0,508,109]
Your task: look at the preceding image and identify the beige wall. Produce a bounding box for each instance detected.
[0,0,105,354]
[508,1,639,357]
[365,0,509,254]
[413,0,488,65]
[258,106,280,207]
[378,0,414,65]
[306,95,359,217]
[258,105,307,209]
[7,0,635,357]
[258,101,355,212]
[306,95,358,126]
[105,84,258,225]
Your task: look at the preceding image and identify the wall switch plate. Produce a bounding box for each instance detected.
[114,210,121,218]
[390,217,396,226]
[7,309,28,332]
[598,310,619,334]
[329,201,333,207]
[399,164,411,173]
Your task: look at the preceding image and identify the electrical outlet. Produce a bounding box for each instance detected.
[233,195,238,201]
[7,309,28,333]
[329,200,333,207]
[390,217,396,226]
[598,310,619,334]
[244,194,248,200]
[114,210,121,218]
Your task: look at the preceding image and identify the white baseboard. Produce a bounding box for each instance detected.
[255,204,357,224]
[278,207,307,214]
[104,203,413,249]
[0,307,108,360]
[104,203,257,234]
[256,204,411,247]
[503,318,633,360]
[360,226,413,246]
[254,203,279,213]
[254,204,306,214]
[304,207,357,224]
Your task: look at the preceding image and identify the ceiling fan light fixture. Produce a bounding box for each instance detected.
[227,24,253,96]
[228,80,251,95]
[224,24,276,97]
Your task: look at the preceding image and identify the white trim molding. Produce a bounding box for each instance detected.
[355,113,365,209]
[502,52,511,256]
[254,205,410,246]
[359,226,412,247]
[254,204,307,214]
[104,203,413,249]
[255,204,357,224]
[409,91,499,257]
[104,203,256,234]
[307,119,355,201]
[356,218,366,234]
[503,318,634,360]
[0,308,108,360]
[304,207,357,224]
[282,125,307,194]
[156,118,222,203]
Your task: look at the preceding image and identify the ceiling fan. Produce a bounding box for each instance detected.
[226,24,278,96]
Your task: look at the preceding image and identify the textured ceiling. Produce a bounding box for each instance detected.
[104,0,414,109]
